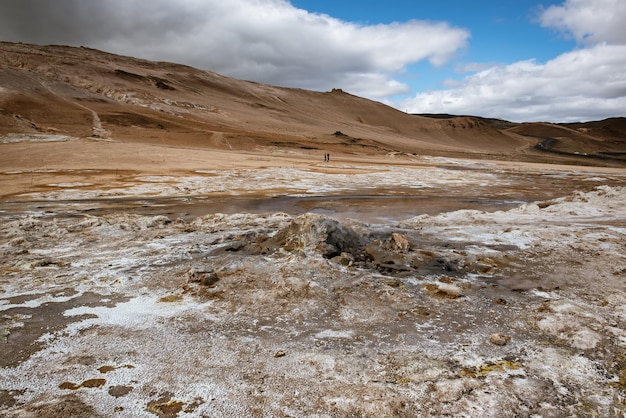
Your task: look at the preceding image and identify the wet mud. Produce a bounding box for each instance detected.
[3,168,624,224]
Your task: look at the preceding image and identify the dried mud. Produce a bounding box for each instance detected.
[1,159,626,417]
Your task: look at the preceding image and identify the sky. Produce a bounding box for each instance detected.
[0,0,625,122]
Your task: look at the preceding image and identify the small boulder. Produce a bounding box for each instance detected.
[424,283,462,299]
[331,252,354,266]
[187,268,219,287]
[489,333,511,346]
[365,241,404,266]
[389,232,410,252]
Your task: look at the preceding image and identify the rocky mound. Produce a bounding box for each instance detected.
[258,213,363,258]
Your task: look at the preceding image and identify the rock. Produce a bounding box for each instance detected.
[187,268,219,287]
[274,350,286,358]
[437,283,462,298]
[424,283,463,299]
[489,333,511,346]
[262,214,362,258]
[432,255,464,272]
[409,251,438,268]
[364,241,410,271]
[389,232,410,252]
[331,252,354,266]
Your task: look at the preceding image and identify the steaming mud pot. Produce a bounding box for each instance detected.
[1,161,626,417]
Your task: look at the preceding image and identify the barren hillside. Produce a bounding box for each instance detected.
[507,120,626,162]
[0,42,532,158]
[3,42,625,169]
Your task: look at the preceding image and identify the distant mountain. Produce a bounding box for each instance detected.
[419,114,626,163]
[1,42,623,165]
[506,119,626,161]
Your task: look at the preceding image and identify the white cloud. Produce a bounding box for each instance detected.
[400,0,626,121]
[401,43,626,122]
[0,0,469,100]
[540,0,626,45]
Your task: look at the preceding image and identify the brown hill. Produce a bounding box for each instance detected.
[0,42,624,166]
[0,42,531,155]
[563,117,626,141]
[507,120,626,162]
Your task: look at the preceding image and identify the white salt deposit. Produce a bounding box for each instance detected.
[1,133,78,143]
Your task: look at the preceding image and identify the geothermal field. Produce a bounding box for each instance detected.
[1,43,626,417]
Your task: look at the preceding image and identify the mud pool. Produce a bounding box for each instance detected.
[0,193,531,224]
[3,159,624,223]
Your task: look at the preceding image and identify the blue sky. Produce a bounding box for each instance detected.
[1,0,624,122]
[292,0,576,101]
[292,0,574,62]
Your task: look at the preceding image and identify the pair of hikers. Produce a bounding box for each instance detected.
[324,153,330,162]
